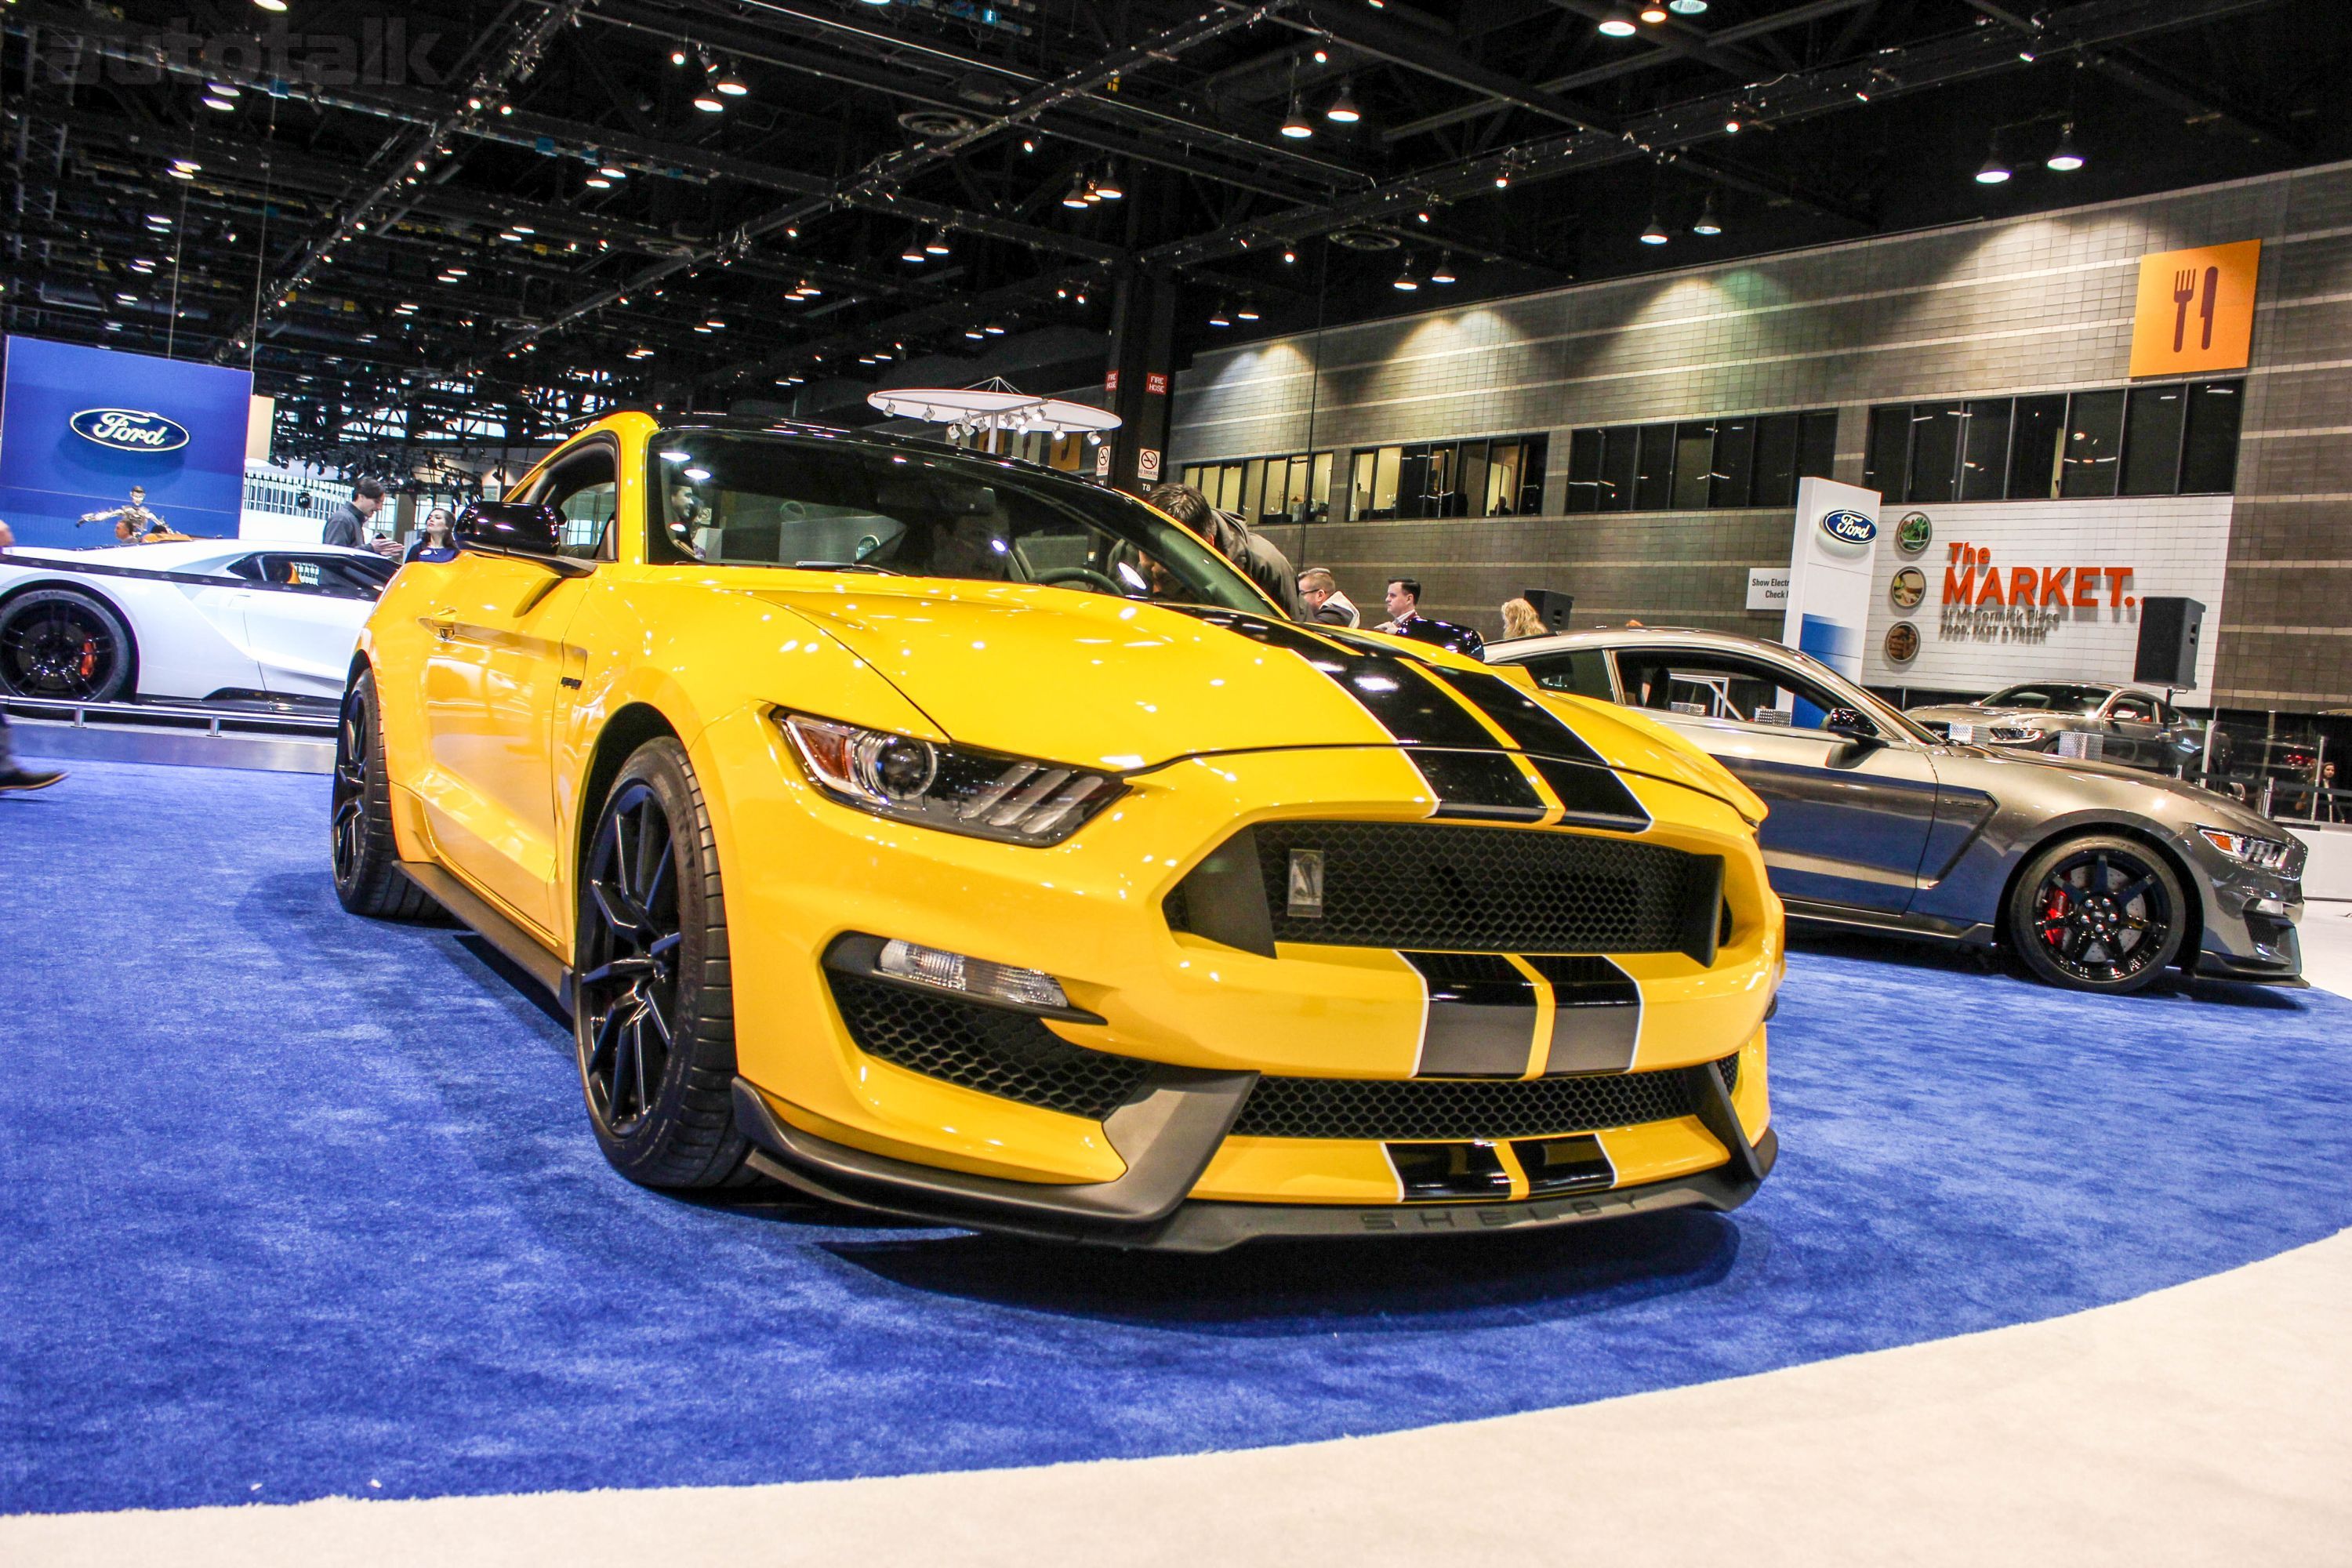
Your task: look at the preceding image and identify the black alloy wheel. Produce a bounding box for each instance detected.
[572,738,750,1188]
[0,589,133,702]
[329,668,436,919]
[2006,833,2187,994]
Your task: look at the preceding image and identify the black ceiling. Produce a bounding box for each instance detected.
[4,0,2345,466]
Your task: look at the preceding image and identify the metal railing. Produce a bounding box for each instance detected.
[2,695,337,738]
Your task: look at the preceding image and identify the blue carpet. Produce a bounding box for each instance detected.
[2,759,2347,1515]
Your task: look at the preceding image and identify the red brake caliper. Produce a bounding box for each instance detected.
[2041,886,2070,947]
[78,638,97,678]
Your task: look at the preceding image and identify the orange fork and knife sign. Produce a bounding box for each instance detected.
[2130,240,2260,377]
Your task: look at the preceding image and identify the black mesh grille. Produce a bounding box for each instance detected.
[1245,820,1707,953]
[1232,1056,1740,1141]
[827,974,1149,1120]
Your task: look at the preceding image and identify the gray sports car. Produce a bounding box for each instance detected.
[1485,628,2303,993]
[1905,681,2213,775]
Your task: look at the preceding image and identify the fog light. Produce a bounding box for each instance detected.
[878,938,1070,1011]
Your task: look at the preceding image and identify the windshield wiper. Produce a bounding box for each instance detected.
[793,561,900,575]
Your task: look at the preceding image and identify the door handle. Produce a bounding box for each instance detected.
[423,608,460,641]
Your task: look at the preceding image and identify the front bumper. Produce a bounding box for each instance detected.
[734,1076,1774,1251]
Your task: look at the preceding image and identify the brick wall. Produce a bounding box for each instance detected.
[1169,158,2352,713]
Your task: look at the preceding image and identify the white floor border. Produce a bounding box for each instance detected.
[11,911,2351,1566]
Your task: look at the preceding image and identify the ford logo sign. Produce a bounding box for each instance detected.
[1819,508,1878,546]
[69,408,191,453]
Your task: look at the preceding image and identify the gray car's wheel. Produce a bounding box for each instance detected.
[2005,833,2187,994]
[572,737,752,1189]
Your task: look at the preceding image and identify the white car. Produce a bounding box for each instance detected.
[0,539,394,706]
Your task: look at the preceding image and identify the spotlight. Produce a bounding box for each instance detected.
[600,165,627,180]
[693,92,724,113]
[1062,172,1090,209]
[924,228,952,254]
[1640,215,1670,245]
[1640,5,1668,21]
[586,176,612,189]
[1392,260,1419,291]
[1094,166,1123,201]
[1282,248,1298,264]
[252,0,288,12]
[1494,169,1510,188]
[202,93,236,111]
[902,237,928,263]
[1236,300,1261,320]
[1692,195,1722,236]
[1976,146,2013,184]
[1429,254,1457,285]
[1723,117,1740,134]
[670,46,688,65]
[1668,0,1708,10]
[1208,303,1232,327]
[1597,8,1639,36]
[1325,82,1361,124]
[2046,123,2085,172]
[983,321,1006,335]
[1279,96,1313,139]
[964,328,986,340]
[713,64,748,96]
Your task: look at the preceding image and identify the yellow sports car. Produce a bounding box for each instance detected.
[332,412,1782,1249]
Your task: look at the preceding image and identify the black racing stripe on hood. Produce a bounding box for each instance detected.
[1168,607,1502,750]
[1411,751,1547,822]
[1416,666,1606,764]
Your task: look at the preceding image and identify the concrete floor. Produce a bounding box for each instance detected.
[9,907,2348,1565]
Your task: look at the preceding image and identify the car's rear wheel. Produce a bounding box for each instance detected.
[573,737,750,1189]
[0,588,134,702]
[330,668,437,919]
[2005,833,2187,994]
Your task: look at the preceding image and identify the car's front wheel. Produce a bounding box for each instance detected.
[573,737,750,1189]
[331,668,437,919]
[2005,833,2187,994]
[0,587,134,702]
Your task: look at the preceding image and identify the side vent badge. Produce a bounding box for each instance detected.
[1287,848,1324,919]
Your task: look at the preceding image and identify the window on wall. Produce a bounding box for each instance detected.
[1864,381,2242,502]
[1337,434,1549,520]
[1178,451,1338,524]
[1563,408,1837,514]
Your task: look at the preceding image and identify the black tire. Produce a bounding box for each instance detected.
[0,587,134,702]
[330,668,437,920]
[572,737,750,1189]
[2005,833,2188,994]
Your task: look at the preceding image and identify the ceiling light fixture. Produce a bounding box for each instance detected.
[1668,0,1708,11]
[1208,302,1232,326]
[983,321,1006,335]
[1325,81,1361,124]
[1640,215,1671,245]
[693,91,724,112]
[924,228,952,254]
[1692,194,1722,236]
[1279,96,1314,139]
[1723,117,1740,134]
[714,64,748,96]
[1095,166,1123,201]
[902,236,928,262]
[670,46,688,65]
[1061,172,1091,209]
[1429,254,1458,285]
[1392,260,1419,291]
[2046,122,2085,172]
[1597,8,1639,37]
[1639,4,1668,21]
[1236,299,1261,320]
[1976,144,2013,184]
[202,93,236,111]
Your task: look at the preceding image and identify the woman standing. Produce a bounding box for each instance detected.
[1499,597,1545,640]
[404,507,458,564]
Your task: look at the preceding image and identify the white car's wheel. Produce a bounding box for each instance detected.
[0,587,135,702]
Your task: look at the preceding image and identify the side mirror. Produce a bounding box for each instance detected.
[1823,706,1882,743]
[454,501,592,576]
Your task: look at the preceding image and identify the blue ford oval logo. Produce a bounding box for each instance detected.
[1820,508,1878,546]
[69,408,191,452]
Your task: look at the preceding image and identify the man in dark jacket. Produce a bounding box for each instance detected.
[321,478,387,550]
[1377,576,1485,656]
[1145,482,1305,619]
[1297,568,1361,628]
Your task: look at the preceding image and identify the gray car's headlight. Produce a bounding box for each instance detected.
[2197,826,2298,875]
[778,713,1122,846]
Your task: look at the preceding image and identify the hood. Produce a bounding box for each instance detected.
[764,579,1752,814]
[1911,703,2087,730]
[1962,744,2276,832]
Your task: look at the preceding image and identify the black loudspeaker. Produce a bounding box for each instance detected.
[2134,597,2204,688]
[1523,588,1576,632]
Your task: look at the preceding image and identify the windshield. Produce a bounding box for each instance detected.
[1982,683,2111,714]
[645,430,1271,614]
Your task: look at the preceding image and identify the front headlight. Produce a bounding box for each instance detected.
[2197,826,2298,875]
[778,712,1123,846]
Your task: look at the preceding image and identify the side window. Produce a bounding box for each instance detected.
[532,446,619,560]
[255,554,332,593]
[1518,649,1615,702]
[2110,695,2156,724]
[1610,649,1852,731]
